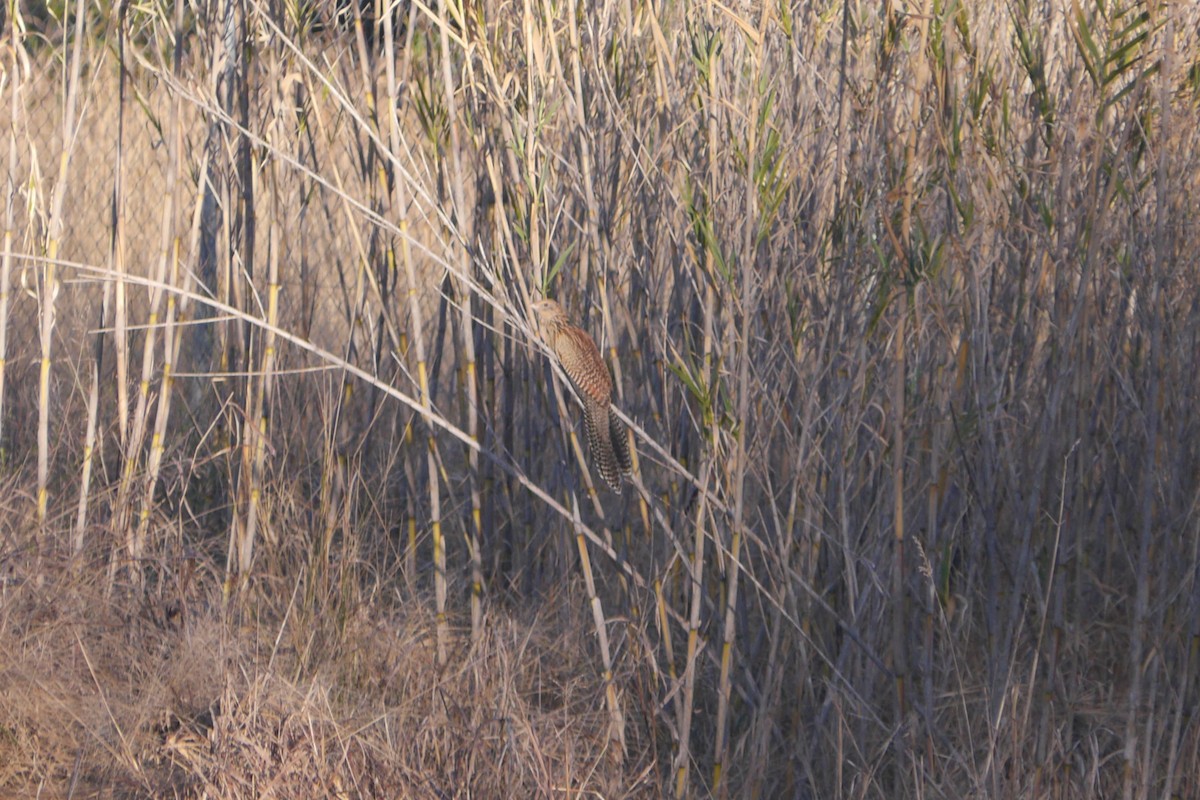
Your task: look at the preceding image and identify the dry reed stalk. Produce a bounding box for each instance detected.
[74,242,109,556]
[561,0,608,355]
[382,0,423,592]
[570,492,628,756]
[507,0,568,588]
[111,42,129,462]
[608,298,655,560]
[231,65,274,578]
[469,17,537,582]
[746,464,803,796]
[346,0,409,397]
[653,572,681,726]
[37,0,88,530]
[379,11,448,662]
[137,0,188,559]
[0,10,24,462]
[238,53,287,581]
[434,0,484,648]
[116,6,176,571]
[297,63,369,612]
[675,458,711,799]
[223,25,261,585]
[478,150,536,582]
[208,0,243,601]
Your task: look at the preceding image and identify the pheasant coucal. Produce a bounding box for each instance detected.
[532,299,633,492]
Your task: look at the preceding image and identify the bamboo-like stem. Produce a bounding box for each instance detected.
[344,0,388,483]
[570,491,627,755]
[37,0,87,531]
[655,574,682,733]
[747,450,810,796]
[382,0,420,593]
[385,5,445,665]
[481,298,497,584]
[675,460,711,799]
[0,4,25,463]
[231,0,258,586]
[212,0,241,603]
[672,281,720,796]
[240,47,285,581]
[120,1,179,571]
[561,0,607,349]
[68,3,115,551]
[104,4,134,591]
[480,148,535,583]
[472,13,551,588]
[165,138,211,425]
[138,0,187,560]
[75,259,110,556]
[436,0,484,646]
[111,22,130,456]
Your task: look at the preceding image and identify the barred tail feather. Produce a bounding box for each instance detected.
[584,398,623,492]
[609,405,632,477]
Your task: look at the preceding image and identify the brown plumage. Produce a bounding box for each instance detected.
[533,299,632,492]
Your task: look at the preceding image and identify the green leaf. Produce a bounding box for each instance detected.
[542,243,575,296]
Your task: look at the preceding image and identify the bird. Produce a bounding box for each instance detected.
[532,298,633,492]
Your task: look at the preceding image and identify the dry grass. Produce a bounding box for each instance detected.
[0,537,650,798]
[3,0,1200,797]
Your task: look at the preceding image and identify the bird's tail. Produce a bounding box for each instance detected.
[584,399,630,492]
[609,405,633,478]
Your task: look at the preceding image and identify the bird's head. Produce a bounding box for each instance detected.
[532,298,568,339]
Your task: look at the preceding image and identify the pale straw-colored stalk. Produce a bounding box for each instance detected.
[238,49,286,579]
[37,0,87,529]
[116,5,165,575]
[1,6,27,472]
[571,491,627,754]
[138,0,188,559]
[435,0,484,647]
[386,7,446,665]
[381,0,422,592]
[73,253,109,555]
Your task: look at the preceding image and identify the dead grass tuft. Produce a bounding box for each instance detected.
[0,548,652,798]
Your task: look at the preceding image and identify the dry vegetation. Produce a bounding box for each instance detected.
[2,0,1200,797]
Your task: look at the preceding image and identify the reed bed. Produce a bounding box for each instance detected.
[2,0,1200,796]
